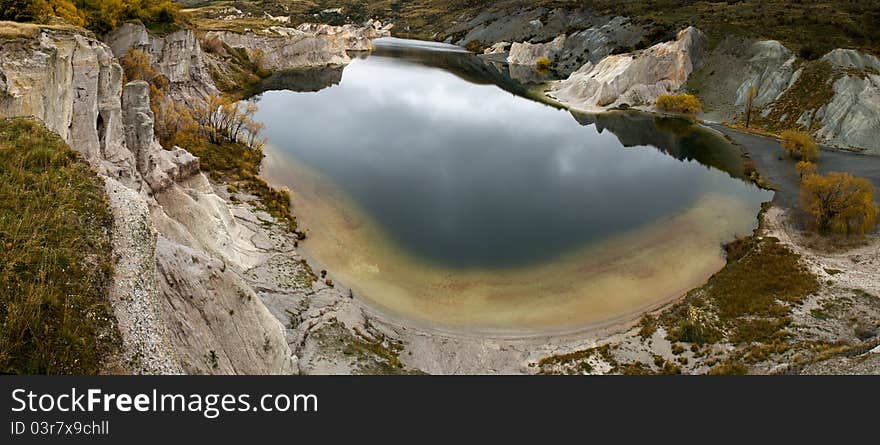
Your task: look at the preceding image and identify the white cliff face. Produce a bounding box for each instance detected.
[683,37,880,154]
[505,18,642,71]
[822,49,880,72]
[548,26,707,111]
[106,22,218,105]
[814,50,880,153]
[507,35,566,65]
[0,26,296,374]
[483,41,511,54]
[0,31,138,186]
[733,40,801,109]
[204,21,392,71]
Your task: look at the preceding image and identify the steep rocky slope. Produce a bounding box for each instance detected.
[548,27,706,111]
[0,18,401,375]
[438,8,879,154]
[0,23,293,374]
[106,22,218,105]
[688,40,880,154]
[201,21,391,72]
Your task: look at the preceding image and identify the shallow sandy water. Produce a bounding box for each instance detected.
[253,38,772,333]
[263,146,764,333]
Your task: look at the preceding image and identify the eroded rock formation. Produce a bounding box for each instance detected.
[0,25,294,374]
[203,20,392,72]
[106,22,218,105]
[548,27,706,111]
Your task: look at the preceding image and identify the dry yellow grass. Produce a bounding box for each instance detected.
[0,117,118,374]
[0,20,82,39]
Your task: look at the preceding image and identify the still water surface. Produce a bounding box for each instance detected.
[255,38,773,332]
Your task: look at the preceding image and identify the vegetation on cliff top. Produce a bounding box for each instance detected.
[0,117,119,374]
[0,0,182,35]
[199,1,879,57]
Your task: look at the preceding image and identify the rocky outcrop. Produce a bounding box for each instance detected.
[483,41,511,55]
[0,29,138,187]
[688,37,880,154]
[296,20,394,51]
[447,10,644,77]
[548,27,707,111]
[822,49,880,72]
[507,35,565,65]
[0,25,295,374]
[812,50,880,153]
[686,37,801,123]
[734,41,801,110]
[204,21,392,72]
[553,16,644,76]
[446,7,603,51]
[120,81,200,192]
[106,22,218,105]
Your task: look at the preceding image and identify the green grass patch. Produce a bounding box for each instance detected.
[0,118,118,374]
[664,236,820,346]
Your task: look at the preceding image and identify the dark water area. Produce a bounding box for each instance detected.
[252,38,769,269]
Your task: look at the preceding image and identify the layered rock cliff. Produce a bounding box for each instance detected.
[0,24,295,374]
[203,20,392,72]
[548,27,706,111]
[443,7,880,154]
[106,22,218,105]
[688,38,880,154]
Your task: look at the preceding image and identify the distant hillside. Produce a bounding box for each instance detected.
[187,1,878,56]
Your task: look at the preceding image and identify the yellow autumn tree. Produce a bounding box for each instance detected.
[0,0,82,24]
[795,160,817,181]
[800,172,879,236]
[656,93,702,115]
[536,57,552,71]
[781,129,819,162]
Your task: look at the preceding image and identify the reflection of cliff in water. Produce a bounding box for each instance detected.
[247,42,748,185]
[572,111,749,181]
[251,65,345,95]
[372,43,533,98]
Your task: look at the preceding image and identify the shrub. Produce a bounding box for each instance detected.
[780,129,819,162]
[655,93,702,115]
[795,160,817,181]
[535,57,552,71]
[0,0,180,35]
[0,0,82,24]
[464,40,484,53]
[800,172,879,235]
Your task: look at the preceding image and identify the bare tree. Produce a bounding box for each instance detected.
[745,86,758,128]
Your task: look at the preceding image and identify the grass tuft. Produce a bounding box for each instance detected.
[0,117,118,374]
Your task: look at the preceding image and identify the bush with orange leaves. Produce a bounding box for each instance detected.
[800,172,878,236]
[795,160,817,181]
[781,130,819,162]
[655,93,702,115]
